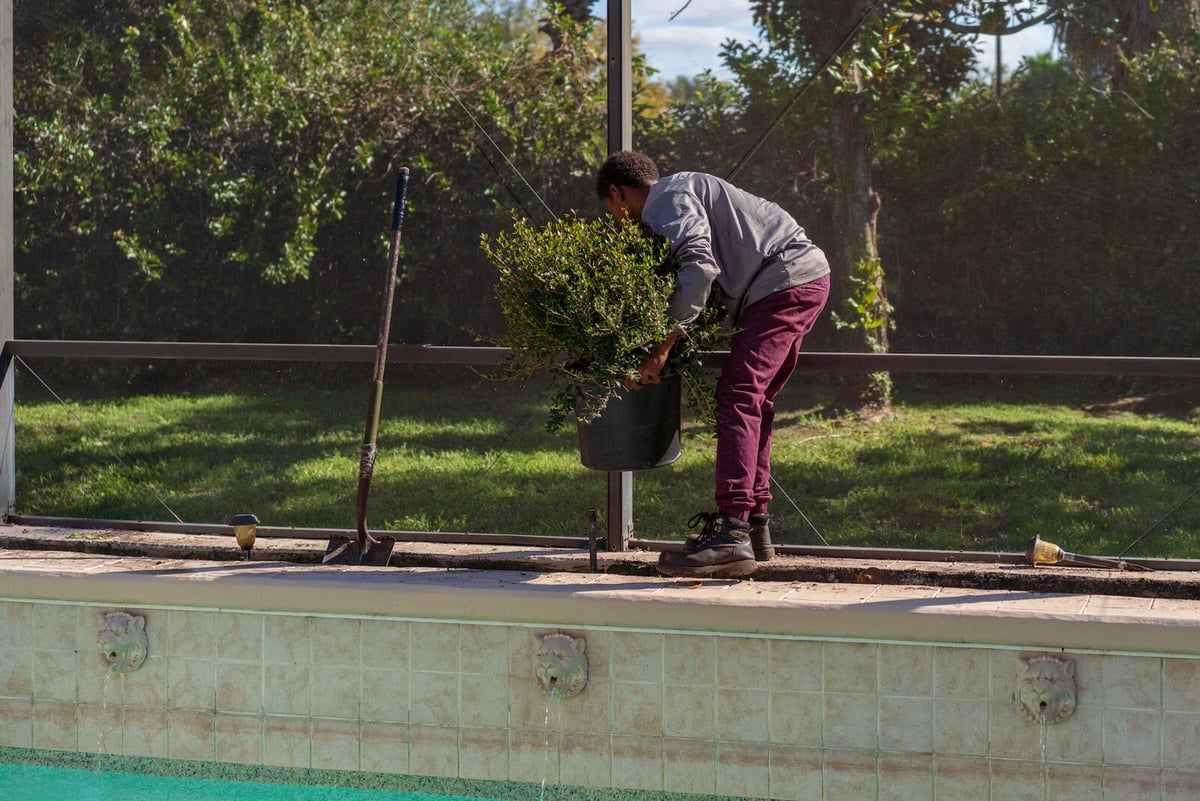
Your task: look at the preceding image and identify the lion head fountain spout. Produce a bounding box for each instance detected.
[97,611,149,673]
[533,632,588,698]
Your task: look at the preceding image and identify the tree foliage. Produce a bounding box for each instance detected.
[15,0,607,347]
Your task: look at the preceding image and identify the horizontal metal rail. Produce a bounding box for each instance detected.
[6,339,1200,375]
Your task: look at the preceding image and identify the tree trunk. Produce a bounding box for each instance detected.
[826,84,892,416]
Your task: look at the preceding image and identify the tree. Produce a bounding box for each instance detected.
[14,0,607,348]
[717,0,977,414]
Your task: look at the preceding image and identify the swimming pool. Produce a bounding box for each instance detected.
[2,761,508,801]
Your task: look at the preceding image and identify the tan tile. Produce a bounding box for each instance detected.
[460,624,510,675]
[410,622,459,672]
[768,744,821,801]
[31,699,76,750]
[409,723,459,778]
[1164,658,1200,712]
[0,602,34,648]
[360,667,408,723]
[989,698,1036,760]
[264,662,310,716]
[508,674,552,731]
[1044,705,1102,763]
[664,633,714,684]
[934,647,989,699]
[167,708,215,761]
[822,749,877,800]
[716,740,769,798]
[359,720,408,774]
[122,655,168,708]
[611,681,662,737]
[121,706,168,758]
[310,616,360,669]
[716,686,768,743]
[716,636,768,689]
[612,734,663,791]
[166,609,216,660]
[664,682,714,740]
[508,727,559,785]
[0,697,33,748]
[768,639,822,693]
[608,631,663,683]
[1103,654,1162,709]
[216,712,263,765]
[32,604,77,650]
[1103,765,1163,801]
[460,672,508,729]
[769,690,821,747]
[824,692,878,750]
[263,715,310,769]
[310,667,360,720]
[1162,769,1200,801]
[0,646,32,697]
[32,648,76,701]
[312,717,361,772]
[1163,711,1200,768]
[409,670,457,726]
[215,612,263,663]
[361,619,409,670]
[457,727,508,781]
[824,642,877,693]
[558,676,611,735]
[663,738,715,796]
[263,615,310,665]
[559,730,611,788]
[878,644,934,697]
[216,661,263,713]
[879,695,932,753]
[988,758,1045,801]
[878,753,933,801]
[1045,761,1104,799]
[1103,707,1161,766]
[933,698,988,756]
[169,657,215,710]
[77,702,122,754]
[933,755,989,801]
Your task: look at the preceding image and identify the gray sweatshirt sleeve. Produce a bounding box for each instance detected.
[642,188,720,327]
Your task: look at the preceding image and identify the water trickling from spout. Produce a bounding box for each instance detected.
[540,686,558,801]
[1038,711,1048,801]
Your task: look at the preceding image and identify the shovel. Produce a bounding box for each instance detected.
[323,167,410,566]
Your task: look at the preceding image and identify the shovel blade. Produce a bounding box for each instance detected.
[322,534,396,566]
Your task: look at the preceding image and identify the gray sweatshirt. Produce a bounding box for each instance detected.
[640,172,830,327]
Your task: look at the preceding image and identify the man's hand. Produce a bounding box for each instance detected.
[625,333,679,390]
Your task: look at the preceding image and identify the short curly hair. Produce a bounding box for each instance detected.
[595,151,659,199]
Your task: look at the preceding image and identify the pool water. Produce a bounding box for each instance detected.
[1,762,507,801]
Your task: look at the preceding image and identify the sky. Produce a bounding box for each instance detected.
[630,0,1059,81]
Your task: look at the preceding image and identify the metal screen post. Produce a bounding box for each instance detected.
[1,0,15,520]
[605,0,634,550]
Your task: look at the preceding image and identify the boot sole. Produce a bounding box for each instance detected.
[656,557,758,578]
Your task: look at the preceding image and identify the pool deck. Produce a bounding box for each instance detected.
[3,522,1199,656]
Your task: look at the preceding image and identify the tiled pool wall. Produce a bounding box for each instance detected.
[1,561,1200,800]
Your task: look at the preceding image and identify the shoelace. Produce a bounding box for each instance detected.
[687,512,721,546]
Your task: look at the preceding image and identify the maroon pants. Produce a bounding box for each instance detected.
[714,275,830,522]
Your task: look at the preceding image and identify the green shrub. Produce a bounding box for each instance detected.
[479,214,728,430]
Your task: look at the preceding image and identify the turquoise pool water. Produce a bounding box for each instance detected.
[2,762,507,801]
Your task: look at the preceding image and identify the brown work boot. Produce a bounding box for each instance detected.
[749,512,774,561]
[658,513,757,578]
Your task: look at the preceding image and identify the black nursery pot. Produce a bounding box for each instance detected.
[577,373,682,471]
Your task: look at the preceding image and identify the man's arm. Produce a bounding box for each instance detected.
[626,332,680,388]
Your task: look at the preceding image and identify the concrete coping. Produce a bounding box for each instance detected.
[3,524,1200,657]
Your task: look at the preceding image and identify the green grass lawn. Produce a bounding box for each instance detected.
[11,364,1200,559]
